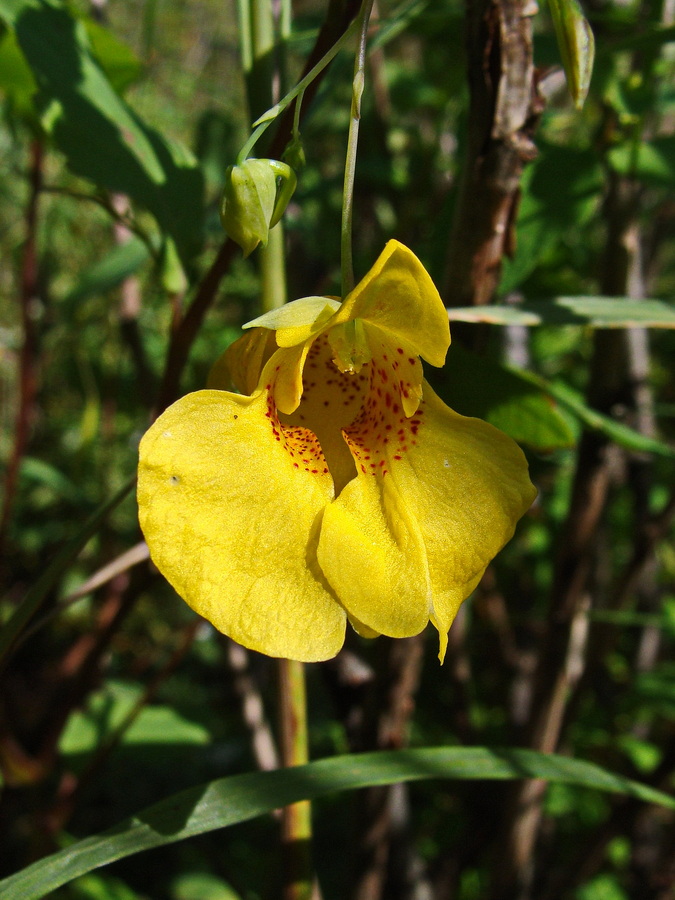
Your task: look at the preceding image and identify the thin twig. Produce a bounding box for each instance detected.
[226,640,280,773]
[14,542,150,651]
[0,140,44,561]
[44,619,200,836]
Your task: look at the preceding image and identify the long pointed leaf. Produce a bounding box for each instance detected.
[448,296,675,328]
[1,747,672,899]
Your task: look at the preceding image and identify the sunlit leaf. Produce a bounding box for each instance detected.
[83,18,143,94]
[448,296,675,328]
[499,145,603,294]
[524,374,675,458]
[60,681,210,765]
[608,137,675,187]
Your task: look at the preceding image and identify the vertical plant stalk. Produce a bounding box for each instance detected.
[341,0,375,298]
[444,0,542,309]
[248,0,276,122]
[278,658,316,900]
[112,194,156,406]
[247,0,288,314]
[260,225,288,311]
[0,140,43,560]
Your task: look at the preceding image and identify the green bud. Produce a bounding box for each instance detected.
[548,0,595,109]
[220,158,296,257]
[159,236,187,294]
[283,136,306,171]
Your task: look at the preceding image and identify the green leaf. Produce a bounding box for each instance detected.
[83,18,143,94]
[521,373,675,459]
[0,0,204,264]
[608,137,675,187]
[19,457,81,503]
[436,343,674,458]
[448,296,675,328]
[499,145,603,294]
[431,345,575,451]
[67,872,143,900]
[171,872,242,900]
[59,681,210,765]
[0,26,34,95]
[64,237,152,305]
[0,747,672,899]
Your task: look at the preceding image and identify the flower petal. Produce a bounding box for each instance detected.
[208,327,276,394]
[138,390,346,661]
[317,376,536,659]
[317,472,432,638]
[384,382,536,656]
[333,240,450,368]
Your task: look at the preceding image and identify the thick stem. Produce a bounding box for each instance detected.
[444,0,541,311]
[278,658,315,900]
[248,0,288,314]
[247,0,276,121]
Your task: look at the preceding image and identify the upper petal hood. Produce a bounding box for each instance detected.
[332,240,450,368]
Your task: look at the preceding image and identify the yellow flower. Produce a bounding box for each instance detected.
[138,241,536,662]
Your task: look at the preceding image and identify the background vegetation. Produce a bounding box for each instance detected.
[1,0,674,898]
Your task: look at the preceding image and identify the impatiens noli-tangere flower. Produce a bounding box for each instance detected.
[137,241,537,662]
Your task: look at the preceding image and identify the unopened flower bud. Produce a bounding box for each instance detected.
[220,158,296,257]
[284,136,306,171]
[548,0,595,109]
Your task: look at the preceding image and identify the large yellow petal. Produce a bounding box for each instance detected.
[317,470,432,639]
[207,327,277,394]
[315,363,535,658]
[332,240,450,368]
[384,382,536,657]
[138,389,346,661]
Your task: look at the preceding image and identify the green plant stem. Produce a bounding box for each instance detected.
[278,658,314,900]
[245,0,287,312]
[237,15,361,163]
[260,224,287,310]
[341,0,375,297]
[236,0,252,72]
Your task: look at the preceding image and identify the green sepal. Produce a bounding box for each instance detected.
[220,158,296,257]
[548,0,595,109]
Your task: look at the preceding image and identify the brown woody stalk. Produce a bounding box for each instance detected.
[444,0,542,309]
